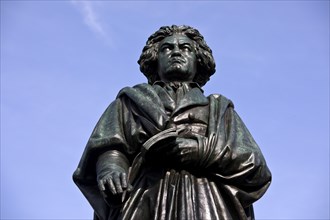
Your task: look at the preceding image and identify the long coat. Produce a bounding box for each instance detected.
[73,83,271,220]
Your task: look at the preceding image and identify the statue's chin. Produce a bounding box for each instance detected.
[161,70,194,83]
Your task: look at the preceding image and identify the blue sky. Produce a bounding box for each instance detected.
[1,1,329,219]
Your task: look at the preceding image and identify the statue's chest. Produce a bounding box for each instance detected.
[166,105,209,136]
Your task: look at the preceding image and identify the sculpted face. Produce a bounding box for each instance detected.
[157,34,197,83]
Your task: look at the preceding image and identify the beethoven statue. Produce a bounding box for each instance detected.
[73,25,272,220]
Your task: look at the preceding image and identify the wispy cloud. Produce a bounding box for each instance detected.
[71,1,110,44]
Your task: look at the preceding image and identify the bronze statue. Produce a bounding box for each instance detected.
[73,25,271,220]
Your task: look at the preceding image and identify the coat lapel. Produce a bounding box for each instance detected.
[153,84,176,111]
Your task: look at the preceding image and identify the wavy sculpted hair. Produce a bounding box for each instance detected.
[137,25,216,87]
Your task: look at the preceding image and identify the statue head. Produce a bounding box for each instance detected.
[138,25,216,87]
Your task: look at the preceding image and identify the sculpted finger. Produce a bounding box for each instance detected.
[127,184,133,192]
[175,137,184,145]
[113,173,123,193]
[98,179,106,191]
[120,173,128,188]
[106,178,117,194]
[98,182,108,198]
[180,148,191,155]
[176,139,188,150]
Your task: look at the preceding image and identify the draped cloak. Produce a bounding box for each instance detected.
[73,83,271,220]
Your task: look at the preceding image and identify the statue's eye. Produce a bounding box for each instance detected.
[161,46,171,52]
[181,45,192,52]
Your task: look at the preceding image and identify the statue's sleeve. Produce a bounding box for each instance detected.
[73,96,148,219]
[205,96,271,208]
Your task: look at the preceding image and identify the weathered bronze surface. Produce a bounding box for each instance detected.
[73,25,271,220]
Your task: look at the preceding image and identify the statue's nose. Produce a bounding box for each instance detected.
[171,46,181,57]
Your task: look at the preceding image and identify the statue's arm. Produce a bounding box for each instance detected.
[207,107,271,206]
[91,96,147,197]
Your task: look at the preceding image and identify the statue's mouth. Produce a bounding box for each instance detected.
[170,58,185,64]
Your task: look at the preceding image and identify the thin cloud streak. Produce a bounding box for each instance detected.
[71,1,111,44]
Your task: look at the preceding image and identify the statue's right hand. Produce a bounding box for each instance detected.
[97,166,132,197]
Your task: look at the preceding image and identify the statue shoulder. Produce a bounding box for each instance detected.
[209,93,234,108]
[116,83,152,98]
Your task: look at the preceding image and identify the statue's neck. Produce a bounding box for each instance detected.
[154,81,201,91]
